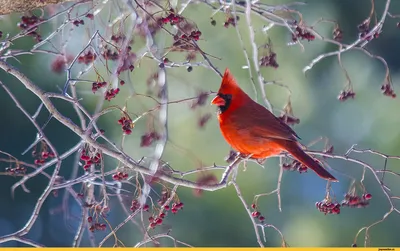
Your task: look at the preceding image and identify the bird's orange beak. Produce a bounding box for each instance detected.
[211,96,226,106]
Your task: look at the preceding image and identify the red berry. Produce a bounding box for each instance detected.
[148,216,154,222]
[251,203,256,209]
[159,213,166,218]
[164,205,170,210]
[171,208,178,214]
[87,216,93,223]
[86,13,94,19]
[364,193,372,200]
[41,151,49,159]
[143,204,149,211]
[155,218,163,225]
[251,211,261,218]
[332,206,341,214]
[80,155,90,161]
[259,216,265,222]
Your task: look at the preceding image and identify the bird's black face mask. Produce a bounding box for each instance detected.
[217,93,232,114]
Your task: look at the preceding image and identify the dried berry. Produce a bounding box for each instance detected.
[338,90,356,101]
[315,199,341,215]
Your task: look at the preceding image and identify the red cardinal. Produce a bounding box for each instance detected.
[211,68,337,181]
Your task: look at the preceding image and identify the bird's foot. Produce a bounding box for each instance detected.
[238,153,250,159]
[256,158,267,165]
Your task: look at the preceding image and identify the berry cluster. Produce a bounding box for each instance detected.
[251,204,266,223]
[338,90,356,101]
[33,149,55,165]
[174,30,202,43]
[89,222,107,232]
[191,92,209,109]
[130,199,140,211]
[381,83,396,98]
[224,16,239,28]
[341,193,371,208]
[156,191,185,213]
[18,15,43,41]
[282,160,308,174]
[260,52,279,68]
[171,35,197,52]
[111,34,126,44]
[101,48,119,61]
[183,30,202,41]
[292,26,315,42]
[171,202,184,214]
[94,204,110,215]
[316,199,341,215]
[278,114,300,126]
[77,51,97,65]
[160,9,183,25]
[357,20,373,41]
[117,116,133,135]
[130,199,150,212]
[104,88,120,101]
[140,131,160,147]
[112,171,129,181]
[333,27,343,41]
[148,215,164,229]
[91,81,107,93]
[72,19,84,27]
[80,150,102,171]
[5,166,26,175]
[198,114,211,128]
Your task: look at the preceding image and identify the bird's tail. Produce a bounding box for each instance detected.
[283,141,338,182]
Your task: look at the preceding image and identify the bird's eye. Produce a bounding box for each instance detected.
[219,93,232,101]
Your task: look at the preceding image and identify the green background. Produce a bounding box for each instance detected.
[0,0,400,247]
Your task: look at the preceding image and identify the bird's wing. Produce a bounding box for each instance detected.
[233,101,300,142]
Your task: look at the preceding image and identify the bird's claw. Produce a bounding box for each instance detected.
[256,158,267,165]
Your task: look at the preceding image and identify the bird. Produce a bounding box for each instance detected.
[211,68,338,182]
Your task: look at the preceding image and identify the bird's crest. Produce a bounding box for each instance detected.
[217,68,243,96]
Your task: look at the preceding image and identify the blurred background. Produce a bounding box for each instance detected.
[1,0,400,247]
